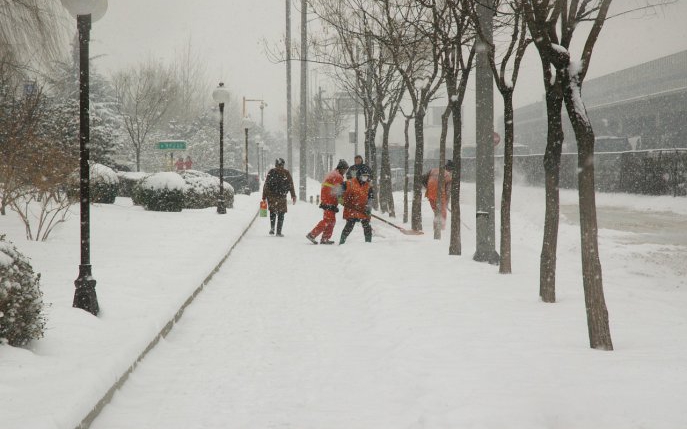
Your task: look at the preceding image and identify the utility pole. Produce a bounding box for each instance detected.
[299,0,307,201]
[286,0,293,170]
[474,0,499,264]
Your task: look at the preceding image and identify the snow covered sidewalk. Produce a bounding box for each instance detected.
[1,194,260,429]
[2,182,687,429]
[89,188,687,429]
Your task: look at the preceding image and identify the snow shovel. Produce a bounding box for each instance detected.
[370,213,424,235]
[343,202,423,235]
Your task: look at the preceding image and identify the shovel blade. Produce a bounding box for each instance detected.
[401,229,424,235]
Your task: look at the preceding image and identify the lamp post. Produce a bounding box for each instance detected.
[241,116,255,187]
[259,100,268,128]
[62,0,107,316]
[256,138,264,180]
[212,82,231,214]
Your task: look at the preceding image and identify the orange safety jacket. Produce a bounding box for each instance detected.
[320,169,344,208]
[425,167,452,201]
[342,178,372,220]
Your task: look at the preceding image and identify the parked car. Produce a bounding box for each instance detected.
[205,167,260,194]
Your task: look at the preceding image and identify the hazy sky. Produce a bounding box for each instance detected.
[89,0,687,147]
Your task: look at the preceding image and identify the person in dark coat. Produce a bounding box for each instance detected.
[262,158,296,236]
[345,155,365,180]
[339,164,374,244]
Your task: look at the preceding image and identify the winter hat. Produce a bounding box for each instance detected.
[356,164,372,179]
[336,159,349,171]
[275,158,285,167]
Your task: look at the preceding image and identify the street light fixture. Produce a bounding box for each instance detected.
[212,82,231,214]
[62,0,108,316]
[241,116,255,189]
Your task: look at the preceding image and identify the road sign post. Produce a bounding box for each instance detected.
[157,141,187,171]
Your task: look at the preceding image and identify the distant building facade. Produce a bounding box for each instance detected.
[511,50,687,154]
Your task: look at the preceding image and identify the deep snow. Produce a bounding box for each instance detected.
[1,178,686,429]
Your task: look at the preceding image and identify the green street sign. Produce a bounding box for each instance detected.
[157,140,187,150]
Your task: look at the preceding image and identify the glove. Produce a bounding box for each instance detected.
[365,206,372,216]
[338,197,344,205]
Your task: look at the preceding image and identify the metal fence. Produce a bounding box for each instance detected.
[431,148,687,197]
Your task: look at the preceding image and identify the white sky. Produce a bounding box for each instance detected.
[88,1,687,146]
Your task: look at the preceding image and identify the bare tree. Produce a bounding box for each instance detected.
[524,0,614,350]
[416,0,476,244]
[467,0,530,269]
[112,59,179,172]
[168,37,209,125]
[0,0,66,77]
[309,0,407,214]
[377,0,445,231]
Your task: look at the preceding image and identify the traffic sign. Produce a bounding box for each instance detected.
[157,140,187,150]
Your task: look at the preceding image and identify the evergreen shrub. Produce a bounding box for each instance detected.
[68,163,120,204]
[116,172,148,198]
[89,164,119,204]
[133,172,186,212]
[179,170,235,209]
[0,235,46,347]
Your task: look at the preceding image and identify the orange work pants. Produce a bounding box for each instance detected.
[428,197,448,229]
[309,209,337,241]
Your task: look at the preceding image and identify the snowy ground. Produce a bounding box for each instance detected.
[1,179,686,429]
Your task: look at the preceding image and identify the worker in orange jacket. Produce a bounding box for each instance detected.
[306,159,349,245]
[339,164,374,244]
[423,160,453,229]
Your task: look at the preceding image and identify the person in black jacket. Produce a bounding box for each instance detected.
[345,155,365,180]
[262,158,296,236]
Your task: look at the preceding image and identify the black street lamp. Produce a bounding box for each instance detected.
[241,116,255,187]
[212,82,231,214]
[62,0,107,316]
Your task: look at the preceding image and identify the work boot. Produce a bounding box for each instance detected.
[306,233,318,244]
[320,239,335,245]
[269,229,274,235]
[276,232,284,237]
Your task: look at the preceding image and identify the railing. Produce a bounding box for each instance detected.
[424,148,687,197]
[500,149,687,196]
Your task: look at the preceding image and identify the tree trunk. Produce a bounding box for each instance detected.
[563,74,613,350]
[434,105,451,239]
[449,102,463,255]
[403,116,411,224]
[499,90,514,273]
[540,78,564,303]
[365,117,379,210]
[411,110,426,231]
[380,122,395,216]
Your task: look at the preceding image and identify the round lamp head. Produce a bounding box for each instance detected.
[212,82,231,104]
[62,0,108,22]
[242,117,255,130]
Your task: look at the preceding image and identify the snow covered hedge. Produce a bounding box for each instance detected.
[116,171,148,198]
[68,163,120,204]
[132,172,186,212]
[178,170,234,209]
[0,235,46,347]
[89,163,119,204]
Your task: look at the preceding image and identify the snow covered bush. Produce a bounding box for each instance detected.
[116,171,148,198]
[133,172,186,212]
[0,235,45,347]
[68,163,120,204]
[89,163,119,204]
[178,170,234,209]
